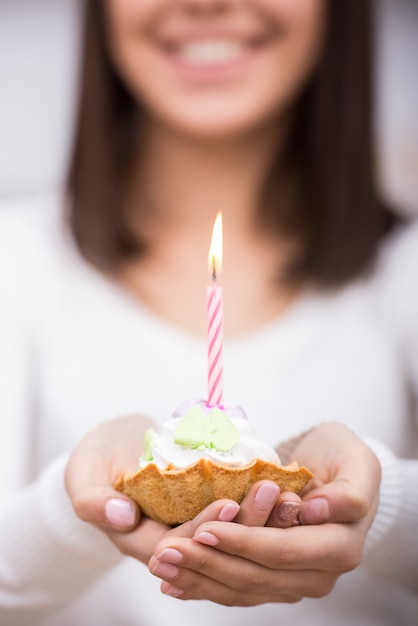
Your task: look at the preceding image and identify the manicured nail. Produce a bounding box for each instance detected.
[300,498,331,524]
[151,560,180,579]
[105,498,136,527]
[162,583,184,598]
[193,531,219,546]
[276,502,300,528]
[255,483,279,511]
[156,548,183,564]
[218,502,240,521]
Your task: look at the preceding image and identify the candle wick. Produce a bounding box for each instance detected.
[211,256,217,283]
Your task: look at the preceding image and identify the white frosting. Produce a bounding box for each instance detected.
[141,400,281,469]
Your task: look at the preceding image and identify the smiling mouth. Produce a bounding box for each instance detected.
[176,40,249,66]
[161,33,269,69]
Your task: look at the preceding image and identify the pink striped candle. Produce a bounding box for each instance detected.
[207,212,223,406]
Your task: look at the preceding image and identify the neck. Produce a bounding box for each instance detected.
[119,118,297,338]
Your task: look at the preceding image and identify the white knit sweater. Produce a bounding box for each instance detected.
[0,194,417,626]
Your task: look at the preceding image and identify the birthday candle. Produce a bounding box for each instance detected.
[207,212,223,407]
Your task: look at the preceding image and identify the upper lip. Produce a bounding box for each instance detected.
[159,32,270,52]
[155,25,274,51]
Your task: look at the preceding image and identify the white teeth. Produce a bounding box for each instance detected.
[178,41,245,66]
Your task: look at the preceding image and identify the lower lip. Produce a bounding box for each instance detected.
[164,47,257,83]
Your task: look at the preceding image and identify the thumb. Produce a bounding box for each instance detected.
[297,428,381,525]
[69,483,140,531]
[299,480,370,525]
[64,416,150,531]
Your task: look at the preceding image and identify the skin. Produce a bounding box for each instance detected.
[66,0,383,607]
[66,417,380,604]
[104,0,325,140]
[65,415,280,567]
[105,0,326,338]
[150,424,380,603]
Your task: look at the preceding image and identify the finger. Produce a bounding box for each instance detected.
[299,481,367,525]
[168,500,240,539]
[160,573,294,606]
[71,484,140,531]
[300,445,381,525]
[159,573,299,606]
[267,492,301,528]
[150,543,300,605]
[150,537,335,603]
[65,416,153,530]
[192,520,360,571]
[288,424,381,525]
[234,481,279,526]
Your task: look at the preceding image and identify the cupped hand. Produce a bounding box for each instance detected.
[65,415,243,565]
[150,519,364,605]
[222,422,381,531]
[148,423,382,604]
[279,422,382,526]
[65,415,152,532]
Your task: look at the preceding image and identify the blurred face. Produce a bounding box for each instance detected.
[104,0,325,140]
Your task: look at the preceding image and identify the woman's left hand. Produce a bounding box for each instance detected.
[150,517,364,604]
[148,423,381,604]
[65,415,243,566]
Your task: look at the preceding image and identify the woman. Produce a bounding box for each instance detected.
[0,1,417,624]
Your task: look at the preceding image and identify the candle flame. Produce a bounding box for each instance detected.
[208,212,223,282]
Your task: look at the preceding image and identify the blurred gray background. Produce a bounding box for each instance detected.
[0,0,417,214]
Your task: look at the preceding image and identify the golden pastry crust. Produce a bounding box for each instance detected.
[115,458,313,525]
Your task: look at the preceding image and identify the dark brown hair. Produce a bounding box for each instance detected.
[68,0,397,285]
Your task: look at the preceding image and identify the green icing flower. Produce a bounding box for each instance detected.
[174,406,239,452]
[142,428,155,461]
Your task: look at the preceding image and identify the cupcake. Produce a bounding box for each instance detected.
[115,400,313,525]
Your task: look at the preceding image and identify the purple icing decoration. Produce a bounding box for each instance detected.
[224,405,247,420]
[199,400,214,415]
[172,398,248,420]
[172,398,197,418]
[205,401,224,410]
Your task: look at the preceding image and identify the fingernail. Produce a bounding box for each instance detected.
[218,502,240,522]
[193,531,219,546]
[276,502,300,528]
[255,483,279,511]
[151,560,180,579]
[162,583,184,598]
[156,548,183,564]
[300,498,330,524]
[105,498,136,527]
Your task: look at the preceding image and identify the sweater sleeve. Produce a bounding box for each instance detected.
[362,439,418,591]
[0,456,122,625]
[0,300,122,624]
[361,221,418,590]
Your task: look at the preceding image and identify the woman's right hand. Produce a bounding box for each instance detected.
[64,415,241,565]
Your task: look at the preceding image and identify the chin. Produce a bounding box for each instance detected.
[149,100,281,143]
